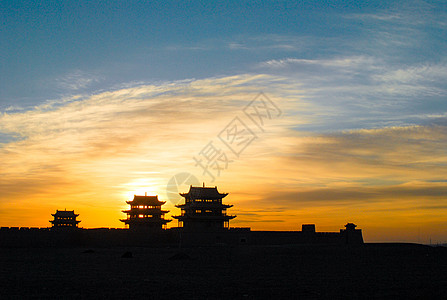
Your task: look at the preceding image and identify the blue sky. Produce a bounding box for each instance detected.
[3,0,445,114]
[1,1,447,241]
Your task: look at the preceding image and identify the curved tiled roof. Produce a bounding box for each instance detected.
[127,195,165,206]
[52,210,79,217]
[180,186,228,200]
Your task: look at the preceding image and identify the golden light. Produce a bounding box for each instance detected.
[121,178,161,200]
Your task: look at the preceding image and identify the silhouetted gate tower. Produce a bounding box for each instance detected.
[121,194,171,230]
[50,209,80,228]
[173,185,236,231]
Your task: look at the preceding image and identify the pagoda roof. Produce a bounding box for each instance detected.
[180,186,228,200]
[127,195,165,206]
[52,210,79,217]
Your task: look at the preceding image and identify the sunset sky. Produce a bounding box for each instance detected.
[1,1,447,243]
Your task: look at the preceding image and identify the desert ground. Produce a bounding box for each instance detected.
[1,243,446,299]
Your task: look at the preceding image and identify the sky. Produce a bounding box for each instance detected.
[1,0,447,243]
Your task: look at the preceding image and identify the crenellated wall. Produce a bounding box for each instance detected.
[0,225,364,247]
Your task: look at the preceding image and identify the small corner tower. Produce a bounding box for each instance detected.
[50,209,80,228]
[120,194,171,230]
[173,185,236,231]
[340,222,364,245]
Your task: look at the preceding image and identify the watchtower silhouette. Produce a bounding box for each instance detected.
[173,184,236,231]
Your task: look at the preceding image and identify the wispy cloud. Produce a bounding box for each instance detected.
[0,74,294,227]
[227,35,308,52]
[259,56,378,70]
[257,53,447,132]
[345,5,447,29]
[54,70,102,92]
[1,71,446,241]
[373,63,447,85]
[4,106,25,112]
[164,34,307,53]
[224,123,447,238]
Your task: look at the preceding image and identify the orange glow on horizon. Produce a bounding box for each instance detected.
[1,80,447,244]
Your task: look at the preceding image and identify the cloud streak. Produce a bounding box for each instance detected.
[1,71,446,242]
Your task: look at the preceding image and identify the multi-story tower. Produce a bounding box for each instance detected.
[121,194,171,230]
[50,209,80,228]
[173,185,236,231]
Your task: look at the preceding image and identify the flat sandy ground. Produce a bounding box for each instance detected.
[1,243,446,299]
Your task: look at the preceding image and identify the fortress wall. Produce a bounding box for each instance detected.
[0,226,363,247]
[171,229,362,246]
[81,228,178,247]
[249,231,345,245]
[0,227,81,247]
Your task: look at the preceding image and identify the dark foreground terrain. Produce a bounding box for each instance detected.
[1,243,446,299]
